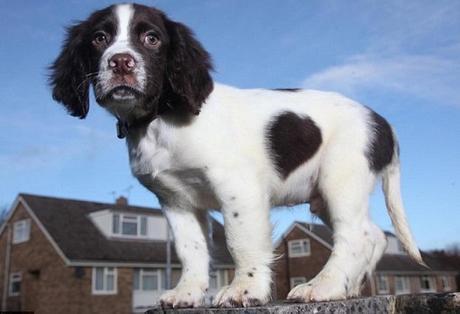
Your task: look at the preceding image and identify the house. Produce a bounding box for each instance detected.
[0,194,234,314]
[1,194,457,313]
[428,249,460,289]
[274,221,458,299]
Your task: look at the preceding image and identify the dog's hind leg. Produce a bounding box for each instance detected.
[349,221,387,296]
[288,148,379,302]
[309,192,387,297]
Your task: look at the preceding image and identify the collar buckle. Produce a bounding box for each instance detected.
[116,120,128,139]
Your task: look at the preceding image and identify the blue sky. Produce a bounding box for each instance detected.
[1,0,459,250]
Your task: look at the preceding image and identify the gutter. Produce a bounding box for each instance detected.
[376,270,459,275]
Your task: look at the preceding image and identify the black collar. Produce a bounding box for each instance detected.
[116,109,158,139]
[116,119,130,139]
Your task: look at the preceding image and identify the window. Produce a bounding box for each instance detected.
[122,215,138,235]
[13,219,31,244]
[420,276,436,293]
[290,277,307,288]
[9,272,21,296]
[288,239,311,257]
[134,269,165,291]
[92,267,117,294]
[376,275,389,294]
[209,270,228,291]
[112,214,148,237]
[440,276,451,292]
[395,276,411,294]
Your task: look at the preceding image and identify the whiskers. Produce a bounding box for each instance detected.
[76,71,100,92]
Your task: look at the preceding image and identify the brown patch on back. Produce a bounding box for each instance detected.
[267,111,322,179]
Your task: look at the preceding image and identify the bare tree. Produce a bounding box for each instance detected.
[429,242,460,273]
[445,242,460,256]
[0,204,9,225]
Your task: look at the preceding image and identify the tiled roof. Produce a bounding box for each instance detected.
[376,253,457,272]
[19,193,233,266]
[293,221,456,273]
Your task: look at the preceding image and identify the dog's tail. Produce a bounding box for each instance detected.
[382,137,427,267]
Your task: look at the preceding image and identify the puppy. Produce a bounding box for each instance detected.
[50,3,424,308]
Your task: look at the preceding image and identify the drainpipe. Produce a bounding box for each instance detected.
[165,224,171,289]
[369,273,376,296]
[285,239,291,297]
[2,225,12,311]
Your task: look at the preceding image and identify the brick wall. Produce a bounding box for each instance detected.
[0,202,133,314]
[74,267,133,314]
[437,274,458,292]
[273,226,331,299]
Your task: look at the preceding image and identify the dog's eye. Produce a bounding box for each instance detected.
[92,31,110,47]
[142,31,160,48]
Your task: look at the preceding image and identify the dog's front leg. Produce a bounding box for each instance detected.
[210,170,273,307]
[159,208,209,308]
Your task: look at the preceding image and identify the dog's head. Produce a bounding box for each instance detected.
[50,3,213,122]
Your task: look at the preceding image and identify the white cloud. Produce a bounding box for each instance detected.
[301,1,460,107]
[354,1,460,55]
[0,145,77,171]
[302,53,460,107]
[0,124,114,172]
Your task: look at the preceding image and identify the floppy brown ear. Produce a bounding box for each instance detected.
[164,17,213,115]
[49,22,92,119]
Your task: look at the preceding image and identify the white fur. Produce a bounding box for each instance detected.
[94,4,422,308]
[122,84,421,307]
[160,209,209,307]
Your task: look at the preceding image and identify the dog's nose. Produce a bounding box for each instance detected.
[108,53,136,75]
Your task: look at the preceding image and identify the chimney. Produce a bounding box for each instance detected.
[115,196,128,206]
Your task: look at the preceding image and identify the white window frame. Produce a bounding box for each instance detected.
[112,213,148,238]
[92,267,117,295]
[290,276,307,289]
[8,272,22,296]
[12,219,31,244]
[419,275,436,293]
[133,268,164,291]
[288,239,311,257]
[209,270,229,291]
[440,275,451,292]
[395,276,411,295]
[376,275,389,294]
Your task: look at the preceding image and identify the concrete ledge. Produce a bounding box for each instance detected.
[145,293,460,314]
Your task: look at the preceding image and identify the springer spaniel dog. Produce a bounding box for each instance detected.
[50,3,425,308]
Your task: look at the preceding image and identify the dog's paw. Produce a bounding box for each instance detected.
[213,276,271,308]
[159,284,206,308]
[287,276,347,302]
